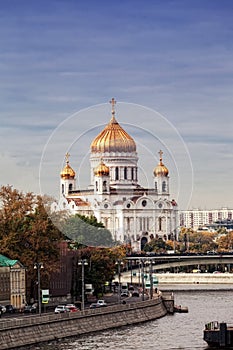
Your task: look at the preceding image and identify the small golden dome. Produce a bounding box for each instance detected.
[94,159,110,177]
[60,153,76,179]
[91,98,136,153]
[154,150,169,177]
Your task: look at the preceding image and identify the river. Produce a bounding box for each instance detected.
[23,285,233,350]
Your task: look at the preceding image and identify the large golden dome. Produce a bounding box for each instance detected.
[94,159,110,177]
[60,153,76,179]
[154,150,169,177]
[91,98,136,153]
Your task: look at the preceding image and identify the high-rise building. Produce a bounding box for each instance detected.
[179,208,233,230]
[52,99,179,250]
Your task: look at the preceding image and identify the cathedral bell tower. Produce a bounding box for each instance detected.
[94,159,110,195]
[153,150,169,198]
[60,153,76,197]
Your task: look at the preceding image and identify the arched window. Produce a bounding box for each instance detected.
[103,180,107,192]
[162,181,166,192]
[69,183,73,191]
[62,184,64,194]
[124,167,127,179]
[115,167,119,180]
[155,181,158,192]
[95,181,98,192]
[131,168,134,180]
[159,217,162,231]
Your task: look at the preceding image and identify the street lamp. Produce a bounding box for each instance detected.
[34,262,44,315]
[78,259,88,311]
[115,260,123,304]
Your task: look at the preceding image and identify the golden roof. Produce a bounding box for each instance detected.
[94,159,110,177]
[91,98,136,153]
[154,150,169,177]
[60,153,76,179]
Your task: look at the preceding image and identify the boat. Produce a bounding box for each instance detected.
[174,304,188,313]
[203,321,233,348]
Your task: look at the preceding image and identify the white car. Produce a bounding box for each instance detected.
[96,300,107,306]
[54,305,70,313]
[0,305,6,314]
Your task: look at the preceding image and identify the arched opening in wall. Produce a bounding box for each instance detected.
[69,183,73,191]
[131,167,134,180]
[159,217,162,231]
[155,181,157,192]
[103,180,107,192]
[124,167,127,179]
[162,181,166,192]
[62,184,64,194]
[115,167,119,180]
[95,181,98,192]
[141,236,148,251]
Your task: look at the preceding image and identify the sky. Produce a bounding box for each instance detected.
[0,0,232,210]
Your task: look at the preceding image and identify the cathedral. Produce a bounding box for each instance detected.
[52,99,179,251]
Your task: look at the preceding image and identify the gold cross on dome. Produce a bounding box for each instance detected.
[109,97,116,114]
[65,152,70,163]
[159,150,163,160]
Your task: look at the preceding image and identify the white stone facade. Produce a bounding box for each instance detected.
[52,102,179,250]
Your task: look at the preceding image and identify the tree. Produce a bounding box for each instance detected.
[0,186,63,299]
[62,214,115,248]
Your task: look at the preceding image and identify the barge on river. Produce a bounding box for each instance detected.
[204,321,233,348]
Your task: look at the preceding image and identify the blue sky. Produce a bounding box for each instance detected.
[0,0,232,210]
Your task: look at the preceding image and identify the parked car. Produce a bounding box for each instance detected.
[24,305,37,313]
[5,304,16,313]
[89,303,101,309]
[0,305,6,314]
[54,305,70,313]
[131,291,140,297]
[96,300,107,306]
[121,291,129,297]
[66,305,79,312]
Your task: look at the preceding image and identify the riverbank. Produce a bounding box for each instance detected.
[121,272,233,285]
[0,294,173,350]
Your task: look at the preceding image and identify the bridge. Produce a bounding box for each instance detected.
[125,254,233,271]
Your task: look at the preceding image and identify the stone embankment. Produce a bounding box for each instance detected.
[121,272,233,285]
[0,294,173,350]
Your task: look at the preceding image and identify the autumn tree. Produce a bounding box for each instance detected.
[0,186,63,299]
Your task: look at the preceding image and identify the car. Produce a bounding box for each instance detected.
[0,305,6,314]
[131,291,140,297]
[96,300,107,306]
[54,305,70,313]
[5,304,16,314]
[66,305,79,312]
[89,303,101,309]
[24,305,37,313]
[121,291,129,297]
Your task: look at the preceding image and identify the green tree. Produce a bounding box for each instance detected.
[62,214,114,248]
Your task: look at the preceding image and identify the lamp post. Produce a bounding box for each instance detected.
[34,262,43,315]
[116,260,123,304]
[78,259,88,311]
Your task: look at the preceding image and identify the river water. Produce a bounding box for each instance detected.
[24,285,233,350]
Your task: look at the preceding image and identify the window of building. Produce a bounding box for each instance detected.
[69,183,73,191]
[62,184,64,194]
[162,181,166,192]
[124,167,127,179]
[115,167,119,180]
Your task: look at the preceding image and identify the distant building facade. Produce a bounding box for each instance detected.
[0,254,26,309]
[179,208,233,230]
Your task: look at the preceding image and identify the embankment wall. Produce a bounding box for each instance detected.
[0,296,170,350]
